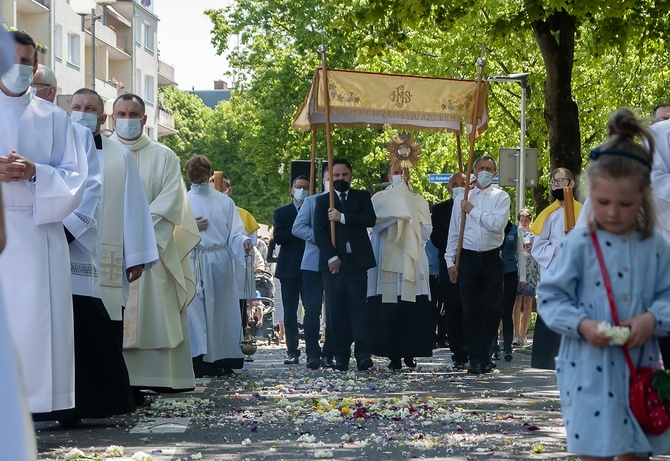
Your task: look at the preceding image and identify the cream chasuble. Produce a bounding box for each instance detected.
[110,132,199,389]
[0,92,87,413]
[98,136,157,321]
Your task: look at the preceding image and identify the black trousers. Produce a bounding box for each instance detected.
[497,270,518,354]
[301,270,324,361]
[322,261,370,365]
[458,249,504,366]
[429,274,447,345]
[279,276,304,357]
[441,279,468,364]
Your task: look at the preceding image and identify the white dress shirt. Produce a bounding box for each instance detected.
[445,185,510,267]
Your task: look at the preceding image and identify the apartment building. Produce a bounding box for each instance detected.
[0,0,176,139]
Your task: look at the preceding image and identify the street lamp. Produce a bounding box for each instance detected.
[488,73,530,215]
[70,0,117,91]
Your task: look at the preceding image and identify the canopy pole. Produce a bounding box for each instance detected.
[455,47,486,270]
[456,123,463,172]
[318,43,336,246]
[310,128,317,195]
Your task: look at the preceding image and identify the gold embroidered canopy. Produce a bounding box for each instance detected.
[291,68,489,135]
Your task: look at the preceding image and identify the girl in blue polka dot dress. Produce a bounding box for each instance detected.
[538,108,670,460]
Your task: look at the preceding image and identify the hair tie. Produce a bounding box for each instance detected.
[589,148,652,171]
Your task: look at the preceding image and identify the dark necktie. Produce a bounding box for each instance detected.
[339,192,347,211]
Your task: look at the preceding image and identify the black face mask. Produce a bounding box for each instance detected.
[551,188,565,201]
[333,179,350,193]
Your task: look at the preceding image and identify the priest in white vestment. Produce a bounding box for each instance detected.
[110,93,199,397]
[186,156,251,376]
[0,31,87,414]
[0,25,38,459]
[69,88,158,349]
[367,168,433,370]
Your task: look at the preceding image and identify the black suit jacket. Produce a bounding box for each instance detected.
[314,189,377,272]
[273,203,305,279]
[430,198,454,282]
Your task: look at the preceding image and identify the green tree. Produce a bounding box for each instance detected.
[159,86,213,170]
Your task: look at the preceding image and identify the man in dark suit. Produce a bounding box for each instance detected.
[314,158,377,372]
[273,175,310,365]
[430,172,469,369]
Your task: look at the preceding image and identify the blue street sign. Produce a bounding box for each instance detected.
[428,174,451,183]
[428,173,500,184]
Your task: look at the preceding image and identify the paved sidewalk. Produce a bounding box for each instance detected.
[35,343,577,460]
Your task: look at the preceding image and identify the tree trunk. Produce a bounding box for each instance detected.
[532,10,582,194]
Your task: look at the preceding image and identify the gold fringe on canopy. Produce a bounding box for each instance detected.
[292,68,489,134]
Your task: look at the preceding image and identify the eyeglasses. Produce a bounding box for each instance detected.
[550,177,569,186]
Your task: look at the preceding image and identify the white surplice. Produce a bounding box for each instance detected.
[110,133,199,389]
[530,208,564,277]
[651,119,670,242]
[0,91,87,413]
[187,186,248,362]
[98,136,157,321]
[65,123,103,297]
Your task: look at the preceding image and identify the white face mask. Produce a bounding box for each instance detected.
[2,64,34,94]
[391,174,403,186]
[323,181,330,193]
[477,170,493,188]
[115,117,143,139]
[293,188,308,203]
[452,187,465,198]
[70,111,99,133]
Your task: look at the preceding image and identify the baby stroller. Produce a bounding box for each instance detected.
[247,270,280,345]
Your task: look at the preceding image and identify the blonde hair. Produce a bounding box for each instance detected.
[517,208,533,221]
[587,108,655,239]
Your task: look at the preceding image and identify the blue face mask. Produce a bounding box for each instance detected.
[191,182,210,194]
[70,111,100,133]
[293,188,308,203]
[115,117,143,140]
[477,170,493,188]
[2,64,33,94]
[452,187,465,198]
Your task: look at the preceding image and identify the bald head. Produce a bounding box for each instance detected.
[33,64,57,103]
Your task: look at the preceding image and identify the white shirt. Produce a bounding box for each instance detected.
[445,185,510,267]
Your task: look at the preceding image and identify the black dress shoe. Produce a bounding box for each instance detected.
[333,362,349,371]
[357,357,374,372]
[404,357,417,368]
[321,357,335,368]
[306,359,320,370]
[467,362,482,375]
[388,358,402,370]
[452,361,466,371]
[504,352,513,362]
[284,355,299,365]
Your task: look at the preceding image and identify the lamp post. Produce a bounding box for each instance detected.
[70,0,117,91]
[487,73,530,215]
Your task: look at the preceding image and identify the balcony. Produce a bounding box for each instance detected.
[16,0,49,13]
[157,107,177,138]
[157,58,177,87]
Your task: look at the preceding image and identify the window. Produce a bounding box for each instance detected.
[66,33,80,67]
[144,75,154,104]
[54,25,63,60]
[135,70,142,94]
[135,19,142,45]
[143,23,154,54]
